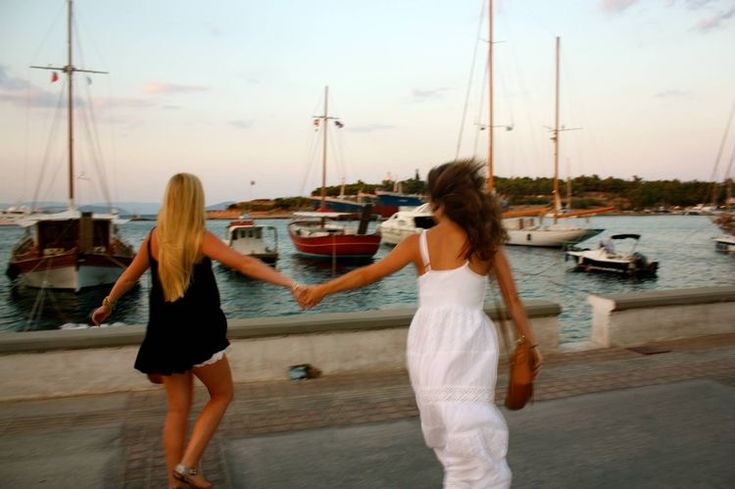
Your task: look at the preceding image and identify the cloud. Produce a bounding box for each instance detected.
[653,89,691,98]
[229,119,253,129]
[347,123,396,133]
[143,82,209,94]
[0,67,61,108]
[411,87,451,102]
[684,0,718,8]
[92,97,156,109]
[600,0,638,14]
[0,65,30,90]
[693,5,735,31]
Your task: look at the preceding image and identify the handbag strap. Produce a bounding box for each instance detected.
[488,275,513,355]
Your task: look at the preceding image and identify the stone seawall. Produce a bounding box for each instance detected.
[2,286,733,402]
[0,301,559,401]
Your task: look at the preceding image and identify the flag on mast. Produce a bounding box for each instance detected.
[51,72,59,83]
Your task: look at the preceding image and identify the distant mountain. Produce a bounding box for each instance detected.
[206,201,236,211]
[3,201,237,215]
[0,201,160,216]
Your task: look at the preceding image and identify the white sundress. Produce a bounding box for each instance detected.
[407,230,511,489]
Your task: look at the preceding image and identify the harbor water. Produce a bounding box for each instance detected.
[0,215,732,343]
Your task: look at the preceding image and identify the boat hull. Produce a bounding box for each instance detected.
[288,223,380,258]
[506,226,603,247]
[373,191,425,218]
[8,251,133,290]
[565,250,658,277]
[308,197,366,214]
[714,236,735,253]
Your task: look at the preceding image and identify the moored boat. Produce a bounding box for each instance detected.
[5,0,134,291]
[714,233,735,253]
[0,206,33,227]
[565,234,658,276]
[224,217,278,263]
[289,87,381,259]
[289,210,380,258]
[372,190,425,219]
[7,210,134,290]
[378,203,435,245]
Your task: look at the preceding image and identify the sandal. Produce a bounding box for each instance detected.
[173,464,213,489]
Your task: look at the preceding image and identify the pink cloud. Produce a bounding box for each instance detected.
[600,0,638,14]
[694,5,735,31]
[143,82,209,94]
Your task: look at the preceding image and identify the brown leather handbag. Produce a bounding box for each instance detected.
[504,334,535,410]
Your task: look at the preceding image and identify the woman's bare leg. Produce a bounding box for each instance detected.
[178,356,234,484]
[162,372,194,487]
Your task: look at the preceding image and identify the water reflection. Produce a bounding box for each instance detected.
[6,283,144,331]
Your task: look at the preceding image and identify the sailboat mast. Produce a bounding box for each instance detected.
[320,86,329,211]
[486,0,494,193]
[552,36,562,219]
[67,0,75,209]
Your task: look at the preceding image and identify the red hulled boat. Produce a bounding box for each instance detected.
[288,87,381,259]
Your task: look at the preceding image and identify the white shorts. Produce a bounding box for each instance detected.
[193,347,229,368]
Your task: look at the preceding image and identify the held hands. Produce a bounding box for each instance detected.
[290,283,326,310]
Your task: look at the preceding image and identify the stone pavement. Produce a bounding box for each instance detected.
[1,333,734,489]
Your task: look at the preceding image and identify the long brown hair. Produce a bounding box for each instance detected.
[156,173,206,301]
[427,159,507,261]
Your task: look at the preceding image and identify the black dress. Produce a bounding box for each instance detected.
[134,235,229,375]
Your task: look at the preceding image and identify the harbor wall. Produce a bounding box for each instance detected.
[588,286,735,348]
[1,286,733,401]
[0,301,559,401]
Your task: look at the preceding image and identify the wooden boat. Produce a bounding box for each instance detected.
[5,0,134,291]
[224,217,278,263]
[288,87,380,259]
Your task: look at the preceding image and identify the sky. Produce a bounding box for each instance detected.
[0,0,734,206]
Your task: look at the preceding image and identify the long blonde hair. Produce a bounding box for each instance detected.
[156,173,206,302]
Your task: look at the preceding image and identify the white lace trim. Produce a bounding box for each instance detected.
[416,385,494,403]
[193,347,229,368]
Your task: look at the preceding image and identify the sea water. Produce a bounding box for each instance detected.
[0,215,732,343]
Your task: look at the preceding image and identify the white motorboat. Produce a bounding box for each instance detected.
[378,203,435,245]
[0,206,33,227]
[565,234,658,276]
[714,234,735,253]
[224,217,278,263]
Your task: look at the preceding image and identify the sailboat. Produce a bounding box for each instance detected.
[5,0,134,291]
[288,87,381,259]
[481,5,608,246]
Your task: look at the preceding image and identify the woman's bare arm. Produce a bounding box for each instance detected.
[201,231,297,289]
[91,236,150,325]
[303,234,420,307]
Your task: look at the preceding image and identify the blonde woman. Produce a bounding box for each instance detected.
[92,173,302,489]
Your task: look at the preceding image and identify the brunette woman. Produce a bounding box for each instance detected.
[301,160,543,488]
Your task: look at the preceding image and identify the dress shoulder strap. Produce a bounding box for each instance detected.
[147,227,156,259]
[419,230,431,271]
